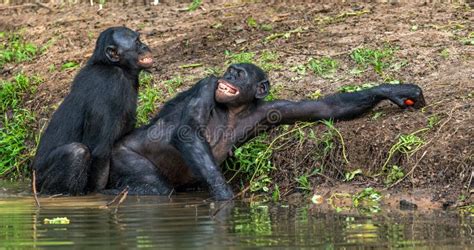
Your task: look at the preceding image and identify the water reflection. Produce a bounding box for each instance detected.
[0,194,472,248]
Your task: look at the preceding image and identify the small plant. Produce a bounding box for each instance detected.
[338,83,375,93]
[136,72,162,126]
[352,187,381,207]
[427,114,441,129]
[272,184,280,202]
[440,48,450,59]
[0,73,42,177]
[290,64,307,76]
[295,174,311,191]
[307,89,322,100]
[187,0,202,11]
[61,61,79,71]
[225,134,274,193]
[265,27,305,42]
[264,83,283,101]
[224,51,255,65]
[163,75,184,94]
[350,47,396,74]
[246,16,258,28]
[307,57,338,77]
[384,165,404,185]
[0,32,38,69]
[257,51,282,72]
[344,169,362,182]
[381,129,427,172]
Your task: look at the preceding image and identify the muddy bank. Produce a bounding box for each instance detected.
[0,1,472,208]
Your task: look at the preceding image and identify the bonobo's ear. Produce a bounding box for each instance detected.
[255,80,270,99]
[105,45,120,63]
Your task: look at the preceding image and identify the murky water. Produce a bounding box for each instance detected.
[0,191,472,249]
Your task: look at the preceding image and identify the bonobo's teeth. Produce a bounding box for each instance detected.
[218,82,239,96]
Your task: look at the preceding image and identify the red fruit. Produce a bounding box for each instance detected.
[404,99,415,106]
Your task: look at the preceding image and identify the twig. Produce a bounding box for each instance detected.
[168,189,174,200]
[106,186,129,206]
[32,170,41,208]
[385,150,427,190]
[212,200,232,217]
[114,189,128,214]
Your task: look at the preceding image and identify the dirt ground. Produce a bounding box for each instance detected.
[1,1,472,209]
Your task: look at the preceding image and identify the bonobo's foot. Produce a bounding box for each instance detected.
[211,183,234,201]
[377,84,426,109]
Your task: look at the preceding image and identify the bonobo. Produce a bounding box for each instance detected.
[108,63,425,200]
[32,27,153,195]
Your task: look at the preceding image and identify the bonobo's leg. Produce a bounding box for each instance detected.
[36,143,91,195]
[108,146,172,195]
[171,129,234,200]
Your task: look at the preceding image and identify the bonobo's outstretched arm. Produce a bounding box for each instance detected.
[260,84,425,124]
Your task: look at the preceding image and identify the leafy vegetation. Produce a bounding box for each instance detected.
[0,32,38,69]
[351,47,396,74]
[187,0,202,11]
[136,72,163,126]
[0,74,42,177]
[338,83,376,93]
[61,61,79,71]
[307,57,339,77]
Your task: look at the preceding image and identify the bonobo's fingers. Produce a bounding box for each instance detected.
[379,83,426,109]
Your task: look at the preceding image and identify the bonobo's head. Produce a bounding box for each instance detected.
[216,63,270,107]
[90,27,153,70]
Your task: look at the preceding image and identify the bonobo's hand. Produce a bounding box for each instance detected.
[211,183,234,201]
[378,83,426,109]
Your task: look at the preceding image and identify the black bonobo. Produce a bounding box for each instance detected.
[109,63,425,200]
[32,27,153,195]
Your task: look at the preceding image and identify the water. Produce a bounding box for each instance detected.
[0,192,472,249]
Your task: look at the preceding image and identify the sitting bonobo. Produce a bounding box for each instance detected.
[108,63,425,200]
[33,27,153,195]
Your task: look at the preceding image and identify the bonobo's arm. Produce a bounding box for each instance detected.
[259,84,425,125]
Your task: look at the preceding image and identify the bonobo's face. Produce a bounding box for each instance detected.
[105,27,153,70]
[215,63,270,107]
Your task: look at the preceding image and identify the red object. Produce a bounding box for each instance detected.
[404,99,415,106]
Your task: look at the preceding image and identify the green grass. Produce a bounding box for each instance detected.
[224,51,256,65]
[0,74,42,177]
[187,0,202,11]
[225,134,274,192]
[338,83,376,93]
[257,51,282,72]
[350,47,396,74]
[61,61,79,71]
[0,32,38,69]
[307,57,339,77]
[136,72,163,126]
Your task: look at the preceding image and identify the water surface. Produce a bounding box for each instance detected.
[0,192,472,249]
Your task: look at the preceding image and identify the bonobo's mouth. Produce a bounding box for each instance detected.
[217,79,240,96]
[138,53,153,68]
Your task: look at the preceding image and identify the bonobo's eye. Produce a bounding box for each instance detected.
[237,70,244,79]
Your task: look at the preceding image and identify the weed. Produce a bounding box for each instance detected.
[371,111,384,120]
[427,114,441,129]
[272,184,280,202]
[352,187,381,207]
[224,51,255,65]
[0,32,38,69]
[307,89,322,100]
[225,134,274,192]
[204,66,223,76]
[461,32,474,45]
[260,24,273,31]
[0,74,42,177]
[440,48,450,59]
[136,72,162,126]
[307,56,339,77]
[290,64,307,76]
[265,27,305,42]
[344,169,362,182]
[264,83,283,101]
[257,51,282,71]
[163,75,184,94]
[61,61,79,71]
[381,129,428,172]
[246,16,258,28]
[350,47,396,74]
[295,174,311,191]
[338,83,376,93]
[384,165,404,185]
[187,0,202,11]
